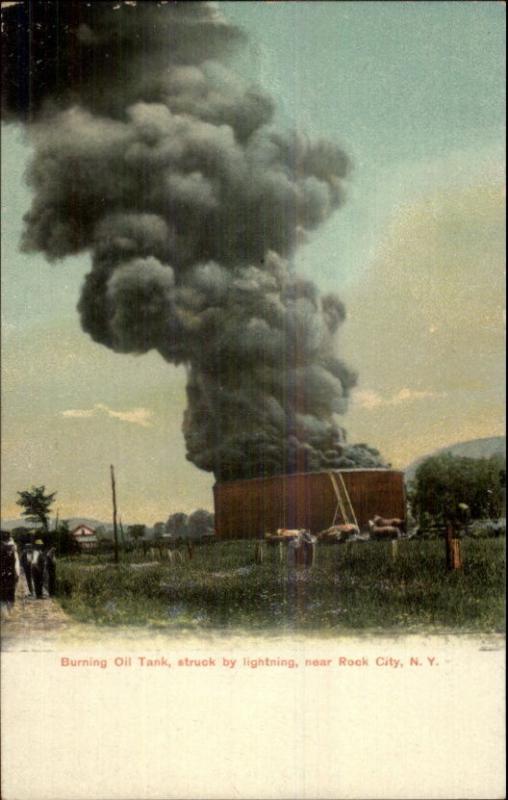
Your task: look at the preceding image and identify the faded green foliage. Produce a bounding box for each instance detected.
[16,485,57,532]
[127,524,146,542]
[410,454,506,525]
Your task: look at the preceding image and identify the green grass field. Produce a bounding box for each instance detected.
[56,538,505,635]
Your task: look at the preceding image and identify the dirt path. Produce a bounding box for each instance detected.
[1,574,73,644]
[1,563,166,650]
[1,572,234,651]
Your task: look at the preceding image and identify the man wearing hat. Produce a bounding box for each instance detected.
[31,540,46,599]
[45,546,57,597]
[1,530,20,615]
[20,541,34,596]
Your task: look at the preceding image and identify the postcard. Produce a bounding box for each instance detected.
[1,2,505,799]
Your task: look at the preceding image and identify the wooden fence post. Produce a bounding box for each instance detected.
[391,540,398,562]
[305,537,316,568]
[445,522,462,570]
[445,522,453,570]
[254,540,265,564]
[450,538,462,570]
[288,535,315,569]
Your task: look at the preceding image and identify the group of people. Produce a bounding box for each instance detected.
[0,530,57,617]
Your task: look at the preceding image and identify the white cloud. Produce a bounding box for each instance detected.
[353,390,384,410]
[61,408,97,419]
[354,387,446,411]
[61,403,154,427]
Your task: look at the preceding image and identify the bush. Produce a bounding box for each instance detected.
[187,509,214,539]
[412,453,506,524]
[469,519,506,539]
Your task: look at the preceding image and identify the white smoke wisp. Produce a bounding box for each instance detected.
[2,0,386,481]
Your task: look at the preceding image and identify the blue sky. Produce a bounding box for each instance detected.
[1,1,505,523]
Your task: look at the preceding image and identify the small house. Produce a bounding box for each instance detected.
[71,523,98,552]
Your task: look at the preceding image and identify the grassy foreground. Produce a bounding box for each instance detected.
[56,538,505,635]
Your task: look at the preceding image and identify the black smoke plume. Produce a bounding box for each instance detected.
[2,0,386,481]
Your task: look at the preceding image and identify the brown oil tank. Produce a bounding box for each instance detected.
[213,469,406,539]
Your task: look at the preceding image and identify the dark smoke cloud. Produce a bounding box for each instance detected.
[2,0,386,481]
[2,2,247,122]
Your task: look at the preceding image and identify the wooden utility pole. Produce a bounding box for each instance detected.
[119,517,126,547]
[110,465,119,564]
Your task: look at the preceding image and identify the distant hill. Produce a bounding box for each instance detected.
[0,516,129,533]
[405,436,506,482]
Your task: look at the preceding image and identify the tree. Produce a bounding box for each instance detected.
[52,521,79,556]
[95,525,110,542]
[16,485,56,532]
[128,524,146,543]
[10,527,32,546]
[187,509,215,540]
[411,454,506,526]
[166,513,188,539]
[153,522,166,540]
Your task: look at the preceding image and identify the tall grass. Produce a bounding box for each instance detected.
[56,538,505,634]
